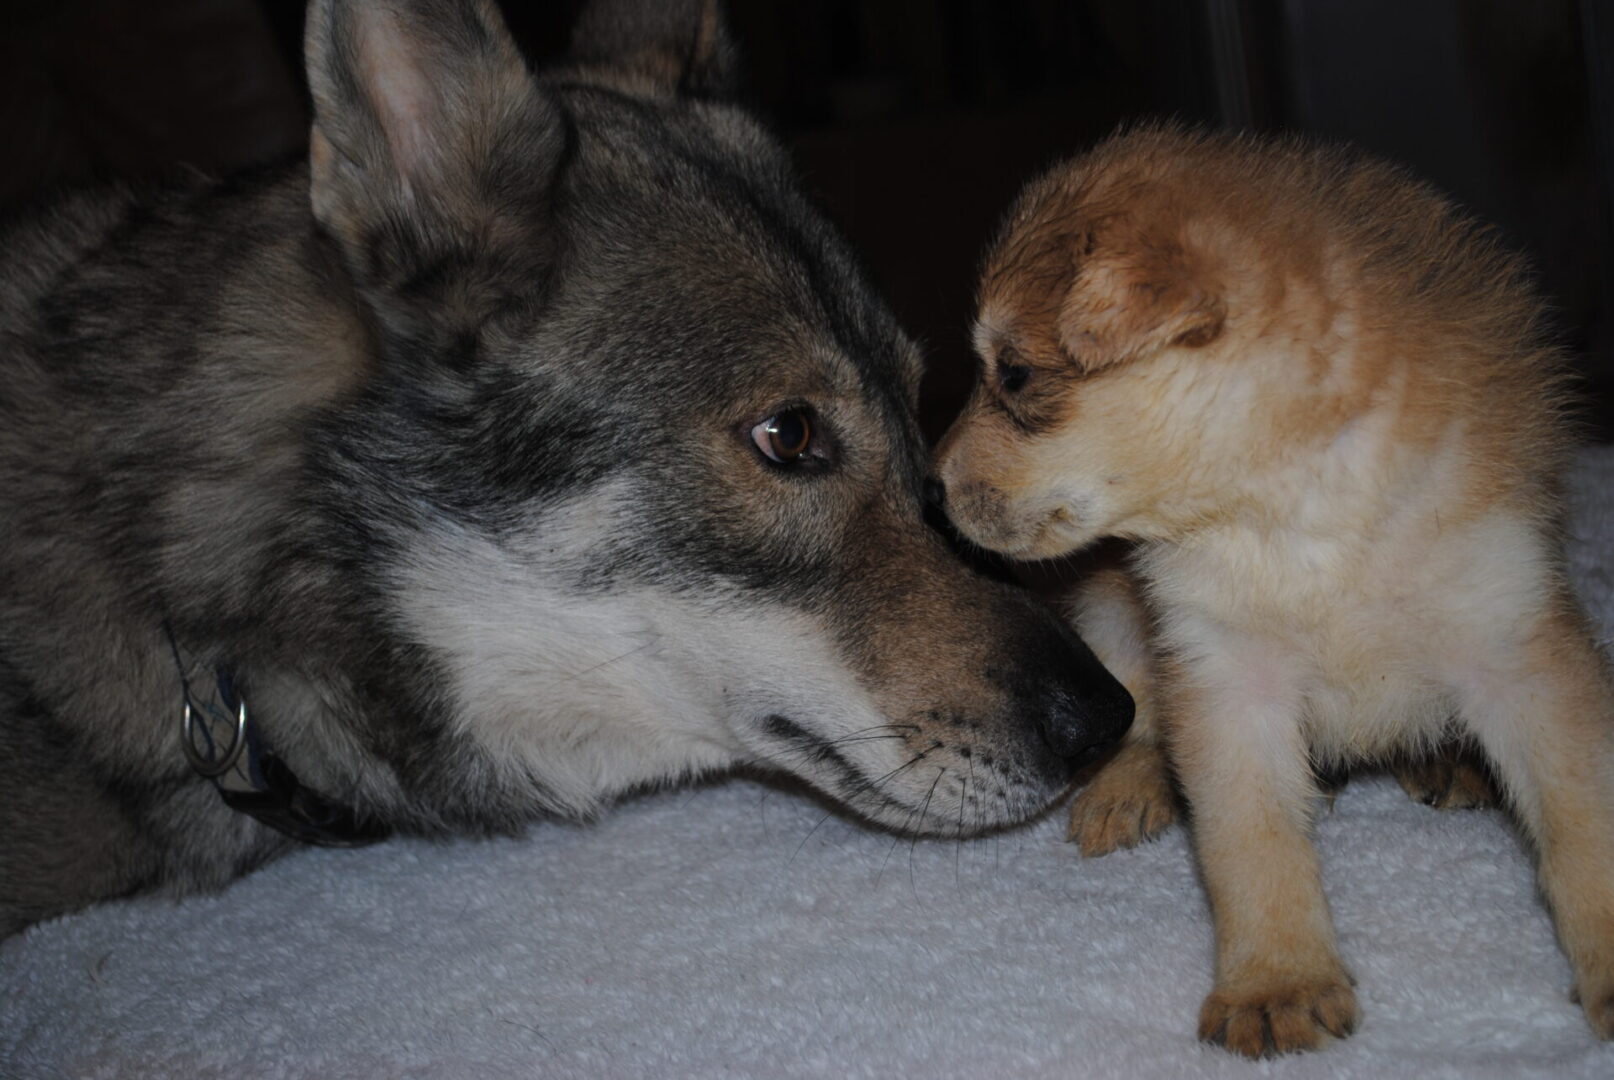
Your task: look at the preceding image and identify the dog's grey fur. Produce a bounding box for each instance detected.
[0,0,1131,937]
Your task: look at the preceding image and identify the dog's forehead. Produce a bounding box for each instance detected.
[554,92,923,407]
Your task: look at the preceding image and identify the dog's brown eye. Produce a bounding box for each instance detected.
[999,364,1031,393]
[751,409,814,464]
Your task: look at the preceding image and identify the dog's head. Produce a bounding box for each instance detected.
[936,126,1361,558]
[300,0,1131,834]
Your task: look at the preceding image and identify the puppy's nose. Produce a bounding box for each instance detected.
[922,476,947,509]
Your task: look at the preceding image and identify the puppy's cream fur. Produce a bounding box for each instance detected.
[936,126,1614,1057]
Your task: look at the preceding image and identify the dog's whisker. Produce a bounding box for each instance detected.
[824,723,920,744]
[788,808,838,868]
[874,771,930,890]
[910,765,947,898]
[954,774,967,886]
[558,640,658,684]
[874,830,905,891]
[843,751,927,805]
[818,734,910,748]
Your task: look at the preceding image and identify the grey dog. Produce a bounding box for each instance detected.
[0,0,1132,937]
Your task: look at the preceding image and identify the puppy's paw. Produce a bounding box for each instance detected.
[1393,748,1496,810]
[1197,978,1358,1058]
[1576,978,1614,1039]
[1066,741,1177,856]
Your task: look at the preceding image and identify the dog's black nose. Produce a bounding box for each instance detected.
[1033,675,1134,767]
[922,476,946,509]
[1019,615,1134,768]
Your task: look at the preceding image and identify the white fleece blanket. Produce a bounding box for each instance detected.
[4,447,1614,1080]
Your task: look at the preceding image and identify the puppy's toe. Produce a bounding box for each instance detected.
[1065,742,1177,856]
[1198,978,1358,1058]
[1066,788,1176,856]
[1393,747,1497,810]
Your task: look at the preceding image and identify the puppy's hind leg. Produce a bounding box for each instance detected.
[1393,735,1498,810]
[1452,601,1614,1038]
[1065,568,1179,855]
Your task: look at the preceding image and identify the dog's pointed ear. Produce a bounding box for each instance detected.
[568,0,738,99]
[305,0,562,298]
[1057,229,1225,368]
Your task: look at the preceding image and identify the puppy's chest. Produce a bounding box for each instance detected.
[1142,533,1460,753]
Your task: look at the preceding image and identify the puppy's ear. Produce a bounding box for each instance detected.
[305,0,563,312]
[1057,230,1225,367]
[568,0,738,99]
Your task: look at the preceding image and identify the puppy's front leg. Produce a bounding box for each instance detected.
[1165,644,1358,1057]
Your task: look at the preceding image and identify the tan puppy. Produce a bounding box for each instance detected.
[935,126,1614,1057]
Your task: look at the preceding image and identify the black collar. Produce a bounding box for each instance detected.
[167,623,390,848]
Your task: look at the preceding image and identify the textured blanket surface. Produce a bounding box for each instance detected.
[4,447,1614,1080]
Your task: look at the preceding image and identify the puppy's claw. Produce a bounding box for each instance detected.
[1065,741,1178,856]
[1393,747,1497,810]
[1198,980,1358,1058]
[1067,776,1176,857]
[1067,794,1176,856]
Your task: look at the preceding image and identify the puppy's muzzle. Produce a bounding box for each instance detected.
[922,476,1017,583]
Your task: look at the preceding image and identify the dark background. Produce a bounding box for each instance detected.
[3,0,1609,439]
